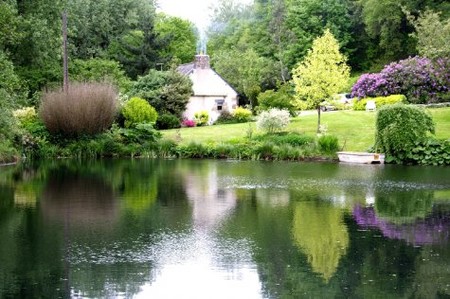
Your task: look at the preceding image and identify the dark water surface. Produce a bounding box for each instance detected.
[1,159,450,298]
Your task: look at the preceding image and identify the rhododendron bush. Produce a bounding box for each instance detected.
[351,56,449,104]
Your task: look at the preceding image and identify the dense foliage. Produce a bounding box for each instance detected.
[1,0,449,162]
[257,84,296,115]
[375,104,439,164]
[121,97,158,128]
[353,95,406,111]
[128,69,193,117]
[352,56,449,103]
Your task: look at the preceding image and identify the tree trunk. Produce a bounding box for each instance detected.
[62,11,69,93]
[317,106,321,133]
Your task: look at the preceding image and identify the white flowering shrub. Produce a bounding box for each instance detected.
[256,108,290,133]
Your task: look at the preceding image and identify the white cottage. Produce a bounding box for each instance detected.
[177,54,238,123]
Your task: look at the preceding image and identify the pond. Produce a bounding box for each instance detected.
[0,159,450,298]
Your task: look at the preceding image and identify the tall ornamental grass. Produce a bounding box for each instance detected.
[40,82,118,136]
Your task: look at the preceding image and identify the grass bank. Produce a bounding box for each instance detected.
[162,108,450,152]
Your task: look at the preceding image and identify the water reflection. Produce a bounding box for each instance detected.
[0,160,450,298]
[354,205,450,245]
[293,201,349,282]
[41,173,119,228]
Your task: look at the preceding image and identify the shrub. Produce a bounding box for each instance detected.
[408,138,450,166]
[13,106,37,127]
[353,95,406,111]
[256,108,290,134]
[40,82,118,136]
[375,104,435,163]
[128,69,192,117]
[119,123,161,146]
[215,110,235,124]
[257,84,296,115]
[122,97,158,128]
[0,140,18,163]
[351,57,448,104]
[181,119,196,127]
[156,113,180,130]
[253,132,315,147]
[232,107,253,123]
[194,110,209,126]
[318,135,339,154]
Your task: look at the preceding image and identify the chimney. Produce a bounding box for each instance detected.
[194,54,210,69]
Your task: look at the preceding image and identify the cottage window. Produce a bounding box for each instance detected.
[215,99,225,111]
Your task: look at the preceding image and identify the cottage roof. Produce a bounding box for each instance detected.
[176,55,238,97]
[177,62,195,76]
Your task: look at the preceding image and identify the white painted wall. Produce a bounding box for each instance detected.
[183,68,238,123]
[183,95,237,123]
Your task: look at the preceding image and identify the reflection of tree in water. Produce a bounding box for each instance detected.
[375,190,434,223]
[41,172,119,229]
[292,201,349,282]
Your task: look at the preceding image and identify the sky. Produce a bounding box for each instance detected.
[156,0,252,31]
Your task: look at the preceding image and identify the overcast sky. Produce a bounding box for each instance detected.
[156,0,252,31]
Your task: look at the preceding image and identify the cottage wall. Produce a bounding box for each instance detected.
[178,54,239,124]
[183,94,237,124]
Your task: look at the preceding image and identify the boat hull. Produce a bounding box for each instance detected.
[337,152,385,164]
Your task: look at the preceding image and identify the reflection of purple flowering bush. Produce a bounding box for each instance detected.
[353,205,450,245]
[352,56,449,104]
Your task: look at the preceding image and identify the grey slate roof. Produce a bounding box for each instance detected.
[177,63,195,76]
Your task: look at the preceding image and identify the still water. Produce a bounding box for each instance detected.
[0,159,449,298]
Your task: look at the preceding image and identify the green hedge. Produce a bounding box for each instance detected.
[374,104,446,165]
[353,94,406,111]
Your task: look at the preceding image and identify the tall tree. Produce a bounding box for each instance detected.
[292,29,350,132]
[285,0,353,71]
[155,14,197,64]
[406,9,450,59]
[213,48,277,108]
[66,0,156,59]
[112,17,166,79]
[11,0,65,96]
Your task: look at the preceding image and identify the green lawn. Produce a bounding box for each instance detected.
[162,108,450,152]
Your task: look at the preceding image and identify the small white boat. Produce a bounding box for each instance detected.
[337,152,385,164]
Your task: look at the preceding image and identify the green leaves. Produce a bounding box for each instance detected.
[292,29,350,108]
[375,104,450,165]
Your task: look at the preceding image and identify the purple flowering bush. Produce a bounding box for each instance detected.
[352,56,449,104]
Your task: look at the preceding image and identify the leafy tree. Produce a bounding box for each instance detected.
[212,48,277,108]
[70,58,131,92]
[128,69,192,117]
[155,14,197,64]
[0,2,22,51]
[0,51,21,141]
[112,17,166,79]
[66,0,156,59]
[285,0,353,71]
[257,83,296,115]
[406,9,450,59]
[11,0,65,96]
[292,29,350,132]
